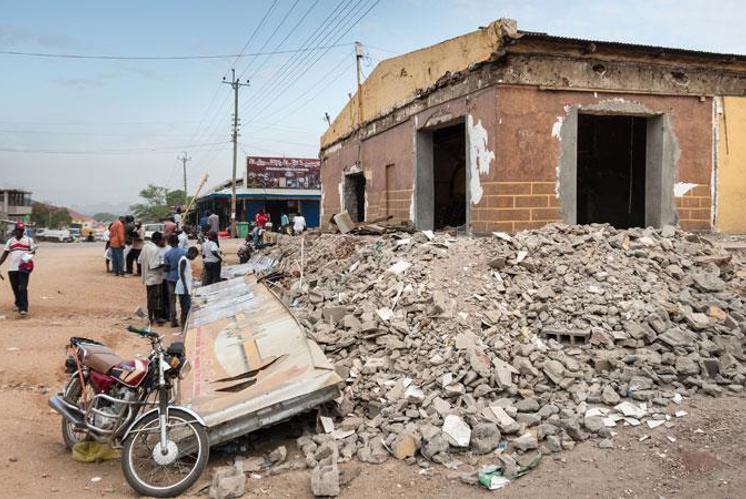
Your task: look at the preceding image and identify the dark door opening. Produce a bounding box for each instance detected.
[433,123,466,229]
[344,172,366,222]
[577,114,647,228]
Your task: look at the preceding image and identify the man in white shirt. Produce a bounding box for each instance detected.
[293,213,307,235]
[177,226,189,249]
[0,222,36,316]
[137,231,165,324]
[201,231,223,286]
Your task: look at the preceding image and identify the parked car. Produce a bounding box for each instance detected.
[36,228,74,242]
[142,223,164,240]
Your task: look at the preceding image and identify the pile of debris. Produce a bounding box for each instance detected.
[260,223,746,489]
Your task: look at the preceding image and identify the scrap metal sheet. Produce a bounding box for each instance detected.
[181,275,342,428]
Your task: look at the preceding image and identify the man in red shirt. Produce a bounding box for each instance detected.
[109,216,126,276]
[254,210,269,229]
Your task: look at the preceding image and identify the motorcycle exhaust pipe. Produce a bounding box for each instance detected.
[48,395,85,427]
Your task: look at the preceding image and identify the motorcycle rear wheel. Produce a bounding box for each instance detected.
[121,408,209,498]
[61,377,91,449]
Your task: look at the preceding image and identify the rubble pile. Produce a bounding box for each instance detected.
[268,223,746,476]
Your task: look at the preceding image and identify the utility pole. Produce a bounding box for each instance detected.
[177,152,191,199]
[223,68,250,238]
[354,42,364,126]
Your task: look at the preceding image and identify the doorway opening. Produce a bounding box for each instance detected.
[433,123,466,229]
[577,114,647,228]
[344,172,366,222]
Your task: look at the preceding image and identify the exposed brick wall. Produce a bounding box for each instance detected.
[472,181,561,233]
[678,184,712,231]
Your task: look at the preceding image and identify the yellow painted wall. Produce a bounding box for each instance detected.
[320,19,516,148]
[718,96,746,234]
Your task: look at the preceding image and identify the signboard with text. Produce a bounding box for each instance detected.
[246,156,321,189]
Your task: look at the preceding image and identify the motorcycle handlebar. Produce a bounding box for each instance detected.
[126,325,155,338]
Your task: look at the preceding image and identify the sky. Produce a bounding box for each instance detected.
[1,0,745,215]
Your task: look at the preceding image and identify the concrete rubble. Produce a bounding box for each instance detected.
[244,222,746,491]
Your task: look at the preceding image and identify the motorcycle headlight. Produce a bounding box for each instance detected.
[178,359,191,380]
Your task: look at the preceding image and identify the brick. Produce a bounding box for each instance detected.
[679,197,699,208]
[531,208,561,221]
[689,208,711,220]
[487,208,531,222]
[691,185,710,197]
[698,197,712,208]
[548,196,561,208]
[514,221,550,231]
[484,196,514,208]
[483,182,532,195]
[677,209,691,220]
[531,182,556,195]
[681,219,711,231]
[515,195,549,208]
[483,222,514,233]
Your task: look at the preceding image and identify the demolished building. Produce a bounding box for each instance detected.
[319,19,746,234]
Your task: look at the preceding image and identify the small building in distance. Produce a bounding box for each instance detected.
[320,19,746,234]
[196,156,321,231]
[0,187,32,222]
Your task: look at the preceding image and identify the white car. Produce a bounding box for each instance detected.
[36,228,73,242]
[143,223,164,241]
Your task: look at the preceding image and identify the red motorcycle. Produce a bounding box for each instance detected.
[48,311,209,497]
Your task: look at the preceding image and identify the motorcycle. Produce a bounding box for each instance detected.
[48,309,209,497]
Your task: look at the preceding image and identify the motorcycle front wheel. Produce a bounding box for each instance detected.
[121,408,209,498]
[61,376,91,450]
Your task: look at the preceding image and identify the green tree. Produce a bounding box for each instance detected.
[166,189,188,207]
[130,184,170,221]
[92,212,117,222]
[31,202,72,229]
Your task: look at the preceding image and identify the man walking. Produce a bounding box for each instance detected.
[201,230,223,286]
[109,216,126,276]
[138,231,165,325]
[175,246,198,328]
[163,234,186,328]
[126,220,144,275]
[208,210,220,234]
[0,222,36,316]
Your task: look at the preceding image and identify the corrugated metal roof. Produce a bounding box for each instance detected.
[518,31,746,62]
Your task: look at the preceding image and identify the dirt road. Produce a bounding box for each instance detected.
[1,242,745,498]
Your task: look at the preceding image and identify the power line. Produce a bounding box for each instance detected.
[0,44,353,60]
[0,141,230,155]
[246,0,381,120]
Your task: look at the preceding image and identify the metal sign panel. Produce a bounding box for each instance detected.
[180,275,342,439]
[246,156,321,190]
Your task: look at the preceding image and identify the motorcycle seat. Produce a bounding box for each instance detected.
[78,343,124,374]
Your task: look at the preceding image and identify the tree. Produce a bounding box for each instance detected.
[31,202,72,229]
[92,212,117,222]
[130,184,170,221]
[166,189,189,207]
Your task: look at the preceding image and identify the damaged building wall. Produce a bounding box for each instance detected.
[320,29,746,233]
[717,97,746,234]
[321,19,517,149]
[486,86,713,233]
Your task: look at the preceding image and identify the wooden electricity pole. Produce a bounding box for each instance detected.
[355,41,364,126]
[177,152,191,197]
[222,68,250,238]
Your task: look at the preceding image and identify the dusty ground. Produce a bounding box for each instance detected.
[1,241,745,498]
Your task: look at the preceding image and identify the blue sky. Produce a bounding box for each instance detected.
[1,0,744,213]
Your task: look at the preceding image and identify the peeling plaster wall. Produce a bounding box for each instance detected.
[467,115,496,205]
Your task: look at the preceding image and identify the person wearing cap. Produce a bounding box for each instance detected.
[0,222,37,316]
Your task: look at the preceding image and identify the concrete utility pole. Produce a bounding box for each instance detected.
[355,41,364,126]
[177,152,191,198]
[222,68,250,238]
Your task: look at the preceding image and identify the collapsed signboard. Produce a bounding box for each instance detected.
[180,275,342,446]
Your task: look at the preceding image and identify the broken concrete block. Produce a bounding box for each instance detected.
[209,464,246,499]
[470,423,501,454]
[311,456,340,497]
[442,415,471,447]
[391,432,419,460]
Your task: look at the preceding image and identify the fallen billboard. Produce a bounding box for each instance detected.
[180,274,342,447]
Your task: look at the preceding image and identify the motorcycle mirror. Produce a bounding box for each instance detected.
[134,307,147,319]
